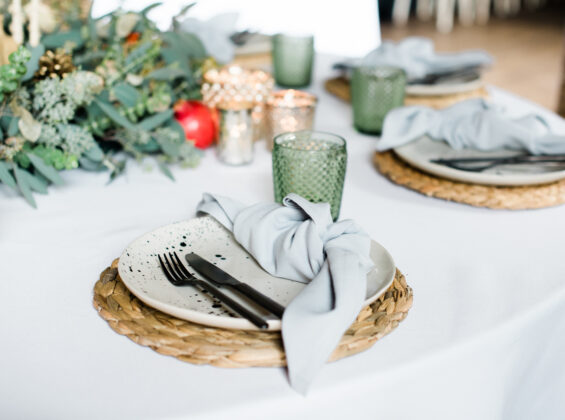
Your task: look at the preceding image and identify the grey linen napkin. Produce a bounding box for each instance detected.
[377,98,565,154]
[197,192,374,394]
[357,37,492,80]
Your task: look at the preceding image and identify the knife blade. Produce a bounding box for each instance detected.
[185,252,285,318]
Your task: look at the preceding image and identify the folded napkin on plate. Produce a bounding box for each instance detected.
[377,98,565,154]
[359,37,492,80]
[197,193,373,394]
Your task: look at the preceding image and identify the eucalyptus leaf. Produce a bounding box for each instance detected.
[172,2,196,30]
[97,89,111,103]
[141,2,163,15]
[166,118,187,140]
[175,3,196,20]
[93,99,136,130]
[0,116,12,132]
[138,110,174,131]
[27,153,64,186]
[160,47,191,72]
[157,159,175,181]
[42,29,84,49]
[73,50,106,67]
[8,117,20,137]
[154,134,180,157]
[135,138,160,153]
[87,2,98,42]
[146,67,187,81]
[14,167,37,208]
[0,161,17,190]
[83,143,104,162]
[108,160,126,183]
[22,44,45,82]
[178,32,207,58]
[20,170,48,194]
[113,82,140,107]
[125,42,152,66]
[85,101,103,119]
[79,157,105,171]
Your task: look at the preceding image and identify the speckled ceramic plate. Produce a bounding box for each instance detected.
[394,136,565,186]
[405,76,483,96]
[118,216,396,331]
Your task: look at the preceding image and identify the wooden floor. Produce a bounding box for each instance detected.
[381,9,564,111]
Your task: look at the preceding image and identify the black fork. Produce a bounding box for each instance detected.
[158,252,268,329]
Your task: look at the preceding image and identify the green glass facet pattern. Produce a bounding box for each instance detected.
[351,66,406,134]
[272,131,347,221]
[272,34,314,88]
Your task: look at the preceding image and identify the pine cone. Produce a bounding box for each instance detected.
[35,49,75,80]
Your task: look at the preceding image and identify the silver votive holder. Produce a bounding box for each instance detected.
[265,90,318,150]
[217,101,255,166]
[201,65,274,142]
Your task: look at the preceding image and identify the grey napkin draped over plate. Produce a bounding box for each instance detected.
[197,193,374,394]
[360,37,493,80]
[377,98,565,154]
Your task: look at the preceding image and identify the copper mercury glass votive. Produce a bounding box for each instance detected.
[265,89,318,150]
[201,65,274,141]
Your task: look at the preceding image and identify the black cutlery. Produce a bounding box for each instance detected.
[185,252,286,319]
[408,67,481,85]
[431,155,565,172]
[332,62,482,85]
[158,252,268,329]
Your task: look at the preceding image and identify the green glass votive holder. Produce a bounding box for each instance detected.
[272,34,314,88]
[351,66,406,135]
[272,130,347,221]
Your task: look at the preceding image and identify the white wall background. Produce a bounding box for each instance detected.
[92,0,381,58]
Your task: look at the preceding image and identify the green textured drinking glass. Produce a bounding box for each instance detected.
[351,66,406,135]
[272,34,314,88]
[272,130,347,221]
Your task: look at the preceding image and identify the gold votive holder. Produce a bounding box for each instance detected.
[201,65,274,142]
[265,90,318,150]
[216,101,255,166]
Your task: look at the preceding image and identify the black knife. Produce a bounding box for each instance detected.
[185,252,285,318]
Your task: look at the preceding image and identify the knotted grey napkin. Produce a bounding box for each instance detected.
[197,193,373,394]
[360,37,492,80]
[377,98,565,154]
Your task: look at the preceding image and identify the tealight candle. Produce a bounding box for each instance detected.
[265,90,317,150]
[216,101,254,166]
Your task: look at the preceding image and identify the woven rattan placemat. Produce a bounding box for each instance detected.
[375,151,565,210]
[325,76,489,109]
[93,259,413,367]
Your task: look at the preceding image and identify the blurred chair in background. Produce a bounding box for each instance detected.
[392,0,548,33]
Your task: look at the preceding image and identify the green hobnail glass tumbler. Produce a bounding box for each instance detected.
[272,130,347,221]
[272,34,314,88]
[351,66,406,135]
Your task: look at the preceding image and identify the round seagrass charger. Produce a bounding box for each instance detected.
[324,76,489,109]
[93,259,413,367]
[375,151,565,210]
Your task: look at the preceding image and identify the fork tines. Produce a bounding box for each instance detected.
[158,252,193,285]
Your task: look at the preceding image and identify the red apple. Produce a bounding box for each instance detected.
[173,100,218,149]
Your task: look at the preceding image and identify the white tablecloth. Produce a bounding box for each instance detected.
[1,55,565,420]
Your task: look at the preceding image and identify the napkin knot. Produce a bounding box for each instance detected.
[378,98,565,155]
[196,193,374,393]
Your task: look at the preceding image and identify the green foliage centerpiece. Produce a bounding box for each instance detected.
[0,3,214,207]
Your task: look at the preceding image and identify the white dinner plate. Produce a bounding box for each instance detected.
[118,216,396,331]
[405,77,483,96]
[394,136,565,186]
